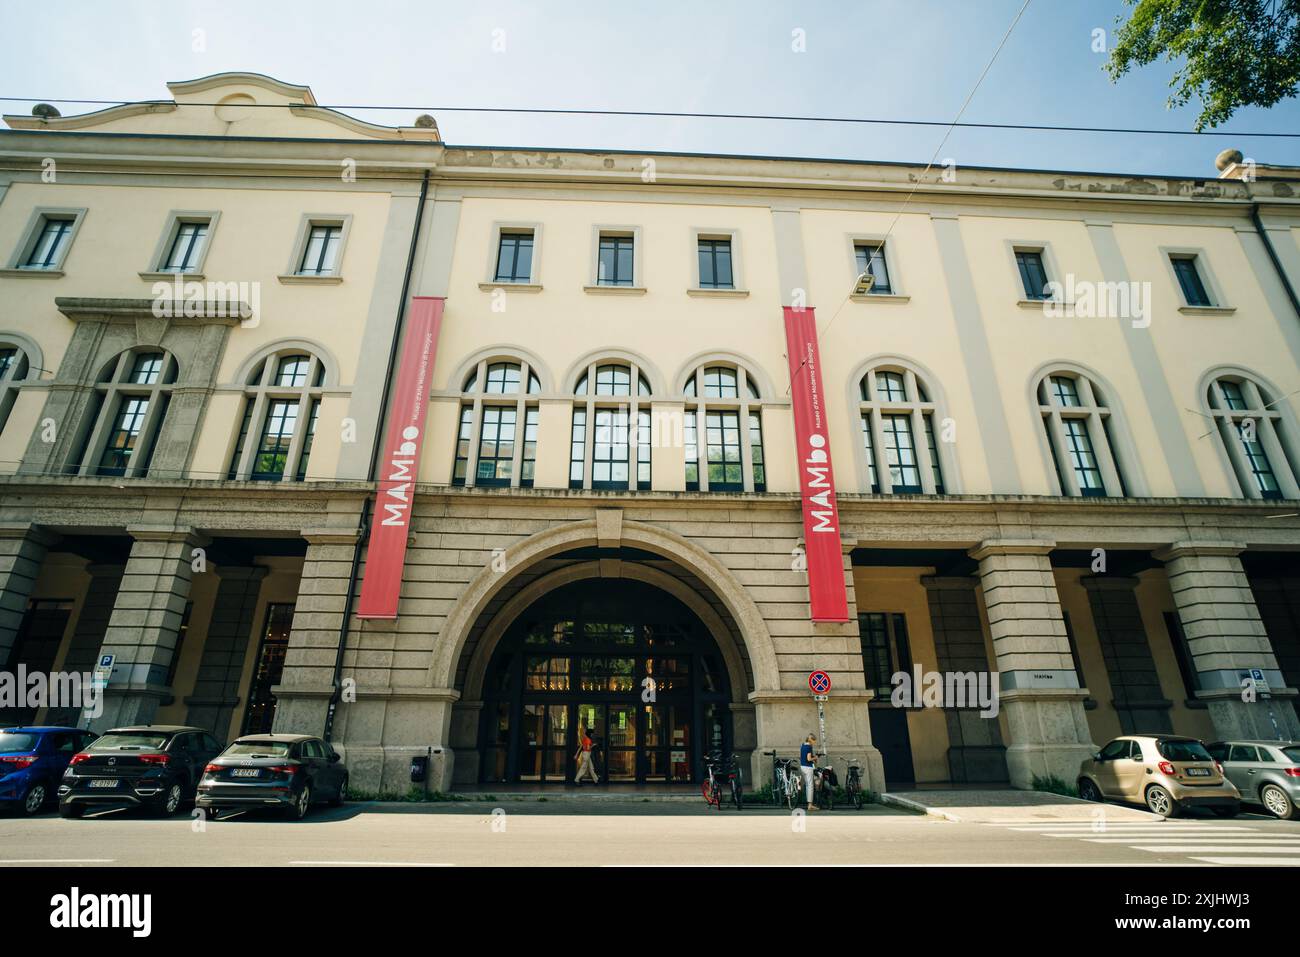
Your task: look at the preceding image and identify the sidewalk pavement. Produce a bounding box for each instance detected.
[881,788,1162,823]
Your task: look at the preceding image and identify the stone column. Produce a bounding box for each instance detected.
[922,575,1008,783]
[43,564,124,727]
[271,527,360,736]
[1155,541,1300,739]
[94,525,207,730]
[184,565,268,737]
[0,523,58,668]
[969,539,1094,789]
[1080,575,1173,732]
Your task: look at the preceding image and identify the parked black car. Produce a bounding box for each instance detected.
[59,725,223,818]
[196,733,348,820]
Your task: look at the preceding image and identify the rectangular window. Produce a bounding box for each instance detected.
[297,225,342,275]
[252,399,298,481]
[162,221,209,272]
[1172,256,1212,306]
[684,410,699,490]
[569,408,587,488]
[227,398,254,479]
[521,407,539,487]
[749,412,766,492]
[24,216,74,269]
[705,410,743,490]
[636,409,651,489]
[854,242,892,294]
[876,372,906,402]
[924,414,944,493]
[591,407,630,487]
[476,406,517,486]
[860,414,879,492]
[1015,249,1050,300]
[1162,611,1200,696]
[1050,375,1081,407]
[697,238,734,289]
[96,397,150,477]
[597,234,634,286]
[881,414,920,492]
[859,612,910,699]
[1237,422,1281,498]
[294,399,319,481]
[494,230,534,283]
[452,406,474,486]
[1062,418,1104,495]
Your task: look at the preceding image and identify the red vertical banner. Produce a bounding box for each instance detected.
[357,296,445,619]
[782,306,849,622]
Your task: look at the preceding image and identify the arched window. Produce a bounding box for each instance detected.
[1206,373,1298,500]
[227,350,326,482]
[1035,371,1127,497]
[0,340,34,439]
[453,359,542,488]
[856,365,945,494]
[681,361,766,492]
[68,349,178,478]
[570,361,652,490]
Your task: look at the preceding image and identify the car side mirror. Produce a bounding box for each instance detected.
[329,751,341,763]
[1092,752,1102,761]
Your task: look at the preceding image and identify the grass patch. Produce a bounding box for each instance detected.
[1031,774,1078,798]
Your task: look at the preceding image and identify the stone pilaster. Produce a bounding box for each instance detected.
[271,526,360,736]
[184,564,268,737]
[969,539,1094,789]
[922,575,1008,783]
[0,523,58,668]
[1156,541,1300,739]
[93,525,208,730]
[43,564,124,726]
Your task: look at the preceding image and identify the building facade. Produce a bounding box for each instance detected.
[2,73,1300,795]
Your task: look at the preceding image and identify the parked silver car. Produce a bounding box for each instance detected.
[1205,740,1300,820]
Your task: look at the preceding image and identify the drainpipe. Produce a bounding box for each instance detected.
[323,168,431,742]
[1250,203,1300,323]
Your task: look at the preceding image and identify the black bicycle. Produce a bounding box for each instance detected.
[844,756,864,810]
[812,756,835,811]
[703,751,743,810]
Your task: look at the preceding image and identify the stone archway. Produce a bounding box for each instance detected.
[427,514,780,693]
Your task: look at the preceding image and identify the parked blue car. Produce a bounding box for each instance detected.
[0,727,98,815]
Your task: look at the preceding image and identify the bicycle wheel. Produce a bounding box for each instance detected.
[820,779,834,811]
[786,770,802,810]
[711,781,723,810]
[731,778,744,811]
[701,779,715,806]
[851,781,863,810]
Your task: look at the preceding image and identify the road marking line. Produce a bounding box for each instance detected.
[1084,836,1300,843]
[289,860,453,867]
[1029,830,1260,837]
[1190,856,1300,866]
[1128,845,1300,853]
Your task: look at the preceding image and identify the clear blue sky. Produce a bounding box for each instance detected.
[3,0,1298,177]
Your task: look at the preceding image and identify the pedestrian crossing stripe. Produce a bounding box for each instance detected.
[981,820,1300,865]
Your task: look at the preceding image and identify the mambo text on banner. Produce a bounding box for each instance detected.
[357,296,445,619]
[782,306,849,622]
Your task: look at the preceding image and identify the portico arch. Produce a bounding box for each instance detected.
[427,517,779,693]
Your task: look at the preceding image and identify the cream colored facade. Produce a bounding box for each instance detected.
[2,74,1300,797]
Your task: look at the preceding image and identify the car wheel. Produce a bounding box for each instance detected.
[59,803,84,819]
[289,784,311,820]
[22,783,48,816]
[1078,778,1102,802]
[1145,784,1179,817]
[329,776,348,808]
[158,783,183,817]
[1211,804,1239,818]
[1261,784,1296,820]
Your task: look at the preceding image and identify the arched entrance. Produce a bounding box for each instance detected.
[477,578,733,785]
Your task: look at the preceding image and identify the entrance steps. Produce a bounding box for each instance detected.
[455,786,701,802]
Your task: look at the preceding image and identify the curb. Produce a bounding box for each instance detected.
[879,793,961,822]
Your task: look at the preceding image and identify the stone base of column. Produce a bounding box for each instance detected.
[338,744,456,796]
[95,686,172,732]
[1200,689,1300,740]
[1000,688,1096,789]
[268,685,334,736]
[751,690,885,794]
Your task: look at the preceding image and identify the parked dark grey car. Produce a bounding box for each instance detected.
[59,725,223,817]
[196,733,347,820]
[1206,740,1300,819]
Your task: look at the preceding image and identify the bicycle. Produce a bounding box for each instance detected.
[812,755,835,811]
[702,752,743,810]
[764,750,805,810]
[843,756,864,810]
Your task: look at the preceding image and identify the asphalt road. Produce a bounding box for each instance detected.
[3,800,1300,866]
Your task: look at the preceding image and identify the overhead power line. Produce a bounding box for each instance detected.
[1,95,1298,139]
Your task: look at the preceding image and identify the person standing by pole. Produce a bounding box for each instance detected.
[800,733,819,810]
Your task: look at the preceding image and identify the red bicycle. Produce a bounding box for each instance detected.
[701,752,743,810]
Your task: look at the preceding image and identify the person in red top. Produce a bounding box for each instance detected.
[574,728,599,786]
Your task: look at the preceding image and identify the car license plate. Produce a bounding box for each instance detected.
[1186,767,1211,776]
[89,779,118,788]
[231,769,260,778]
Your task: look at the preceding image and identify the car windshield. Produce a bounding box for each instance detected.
[0,732,37,752]
[224,741,292,758]
[1284,747,1300,763]
[86,732,169,751]
[1156,739,1212,762]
